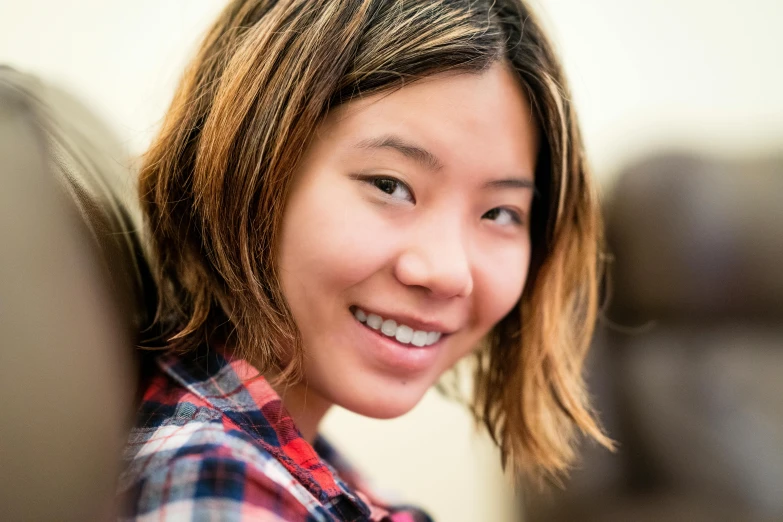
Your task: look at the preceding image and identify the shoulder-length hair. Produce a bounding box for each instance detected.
[139,0,613,480]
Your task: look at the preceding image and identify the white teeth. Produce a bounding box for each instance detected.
[411,330,428,347]
[353,307,443,347]
[366,313,382,329]
[381,319,397,336]
[395,325,413,344]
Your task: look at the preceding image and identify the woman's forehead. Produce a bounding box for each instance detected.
[314,63,539,176]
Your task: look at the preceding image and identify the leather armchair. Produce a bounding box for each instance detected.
[0,67,156,521]
[525,153,783,521]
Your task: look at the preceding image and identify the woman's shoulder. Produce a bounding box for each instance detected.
[119,393,285,489]
[118,431,319,520]
[117,349,432,521]
[117,353,336,521]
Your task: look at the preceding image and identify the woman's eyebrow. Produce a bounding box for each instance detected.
[483,177,535,190]
[354,134,443,171]
[354,134,535,190]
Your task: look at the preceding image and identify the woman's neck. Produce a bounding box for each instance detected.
[268,379,333,445]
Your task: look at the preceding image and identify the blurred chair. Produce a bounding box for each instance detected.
[524,152,783,522]
[0,67,155,521]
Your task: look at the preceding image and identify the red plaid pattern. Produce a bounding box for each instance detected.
[117,346,433,521]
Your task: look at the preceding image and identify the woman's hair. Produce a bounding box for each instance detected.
[139,0,613,481]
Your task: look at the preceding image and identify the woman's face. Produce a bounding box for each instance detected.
[278,62,538,418]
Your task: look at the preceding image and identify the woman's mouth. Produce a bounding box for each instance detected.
[351,306,443,347]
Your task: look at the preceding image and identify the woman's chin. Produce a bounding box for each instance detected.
[331,382,428,420]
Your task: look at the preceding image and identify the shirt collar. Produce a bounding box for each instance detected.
[156,346,370,519]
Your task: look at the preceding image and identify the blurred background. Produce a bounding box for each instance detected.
[1,1,781,521]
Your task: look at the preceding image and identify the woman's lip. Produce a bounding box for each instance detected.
[350,305,455,335]
[351,313,442,373]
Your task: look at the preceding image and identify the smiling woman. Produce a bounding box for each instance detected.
[277,66,537,431]
[119,0,612,520]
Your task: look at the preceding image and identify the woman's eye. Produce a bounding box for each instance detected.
[483,207,523,226]
[368,177,414,202]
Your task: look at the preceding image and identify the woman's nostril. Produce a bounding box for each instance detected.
[394,248,473,299]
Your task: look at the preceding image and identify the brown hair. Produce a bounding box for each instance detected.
[139,0,613,481]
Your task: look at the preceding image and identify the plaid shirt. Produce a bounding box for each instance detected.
[117,346,433,521]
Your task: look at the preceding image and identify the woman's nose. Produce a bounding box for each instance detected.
[393,223,474,299]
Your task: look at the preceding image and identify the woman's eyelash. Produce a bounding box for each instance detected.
[355,174,523,226]
[357,175,415,203]
[483,207,524,226]
[372,178,400,195]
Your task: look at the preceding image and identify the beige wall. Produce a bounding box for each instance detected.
[534,0,783,187]
[2,1,779,521]
[321,386,518,521]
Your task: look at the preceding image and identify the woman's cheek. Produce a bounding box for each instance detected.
[304,186,404,286]
[480,243,530,320]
